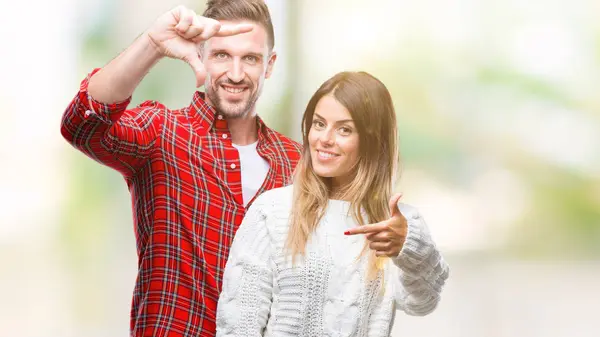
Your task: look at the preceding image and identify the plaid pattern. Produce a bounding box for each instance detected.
[60,69,302,336]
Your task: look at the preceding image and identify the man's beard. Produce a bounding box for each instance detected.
[206,78,260,119]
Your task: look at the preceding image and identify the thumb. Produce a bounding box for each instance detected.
[184,53,206,88]
[388,192,403,217]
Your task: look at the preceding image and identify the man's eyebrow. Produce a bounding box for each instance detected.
[209,49,264,58]
[245,52,264,58]
[209,49,229,55]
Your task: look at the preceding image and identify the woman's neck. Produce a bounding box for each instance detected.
[329,184,352,201]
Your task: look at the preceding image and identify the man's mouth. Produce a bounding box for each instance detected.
[221,84,247,94]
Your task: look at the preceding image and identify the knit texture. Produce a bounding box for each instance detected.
[216,185,449,337]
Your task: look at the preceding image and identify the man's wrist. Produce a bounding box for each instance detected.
[139,32,164,63]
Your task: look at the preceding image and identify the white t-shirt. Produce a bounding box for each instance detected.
[232,141,270,206]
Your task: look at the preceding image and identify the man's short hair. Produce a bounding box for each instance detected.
[203,0,275,50]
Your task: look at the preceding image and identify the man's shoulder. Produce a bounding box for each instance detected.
[270,130,301,148]
[262,126,302,155]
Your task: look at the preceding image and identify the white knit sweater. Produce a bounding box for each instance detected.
[216,185,449,337]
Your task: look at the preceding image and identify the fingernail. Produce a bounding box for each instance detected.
[344,231,350,235]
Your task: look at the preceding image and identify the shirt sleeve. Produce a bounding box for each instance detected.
[60,68,165,177]
[391,203,450,316]
[216,198,274,337]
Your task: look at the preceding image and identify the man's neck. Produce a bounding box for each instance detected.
[227,114,259,145]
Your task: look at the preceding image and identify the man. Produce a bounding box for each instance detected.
[61,1,407,336]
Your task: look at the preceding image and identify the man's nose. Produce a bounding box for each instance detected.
[226,59,244,83]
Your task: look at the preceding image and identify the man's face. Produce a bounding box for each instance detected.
[202,20,276,119]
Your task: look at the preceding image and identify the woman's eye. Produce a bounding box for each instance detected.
[339,127,352,135]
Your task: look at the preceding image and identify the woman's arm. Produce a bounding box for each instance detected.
[392,204,450,316]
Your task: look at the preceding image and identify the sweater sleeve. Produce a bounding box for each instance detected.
[216,198,274,337]
[391,203,450,316]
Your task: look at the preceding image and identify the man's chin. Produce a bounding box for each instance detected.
[218,103,251,119]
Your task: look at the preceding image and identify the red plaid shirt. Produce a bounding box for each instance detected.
[60,69,302,336]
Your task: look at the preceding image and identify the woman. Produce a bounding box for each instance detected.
[216,71,449,337]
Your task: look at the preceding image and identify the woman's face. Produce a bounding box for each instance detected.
[308,95,360,189]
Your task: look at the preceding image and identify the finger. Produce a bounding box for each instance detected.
[198,19,221,40]
[369,241,391,252]
[215,23,254,37]
[344,223,387,236]
[375,250,395,257]
[179,11,207,40]
[388,192,403,217]
[365,231,390,242]
[184,53,206,87]
[185,17,221,43]
[171,5,186,23]
[191,35,207,44]
[175,8,194,33]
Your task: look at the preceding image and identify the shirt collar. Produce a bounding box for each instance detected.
[188,91,271,145]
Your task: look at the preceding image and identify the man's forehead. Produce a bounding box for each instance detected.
[206,20,269,54]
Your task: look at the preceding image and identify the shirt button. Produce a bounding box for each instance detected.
[230,163,236,169]
[217,115,223,120]
[222,134,228,139]
[84,110,93,117]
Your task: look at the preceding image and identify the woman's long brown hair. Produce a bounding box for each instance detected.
[286,71,399,281]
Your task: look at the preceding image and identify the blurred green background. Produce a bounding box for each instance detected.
[1,0,598,336]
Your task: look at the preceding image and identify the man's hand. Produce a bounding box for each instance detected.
[146,5,253,87]
[344,193,408,257]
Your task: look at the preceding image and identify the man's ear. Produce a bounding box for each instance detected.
[198,42,206,61]
[265,50,277,79]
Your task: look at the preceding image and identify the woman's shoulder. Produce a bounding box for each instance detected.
[252,184,295,210]
[249,185,294,226]
[246,185,294,244]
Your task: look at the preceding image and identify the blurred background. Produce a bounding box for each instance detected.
[1,0,599,336]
